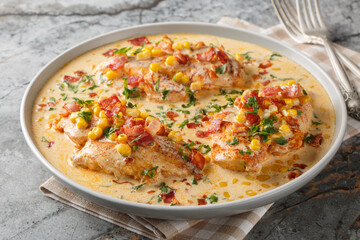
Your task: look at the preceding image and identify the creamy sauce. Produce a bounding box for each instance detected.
[32,34,335,205]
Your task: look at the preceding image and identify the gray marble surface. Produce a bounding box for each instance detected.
[1,0,359,239]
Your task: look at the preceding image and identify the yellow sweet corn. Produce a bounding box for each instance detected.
[151,48,163,56]
[108,133,117,141]
[250,139,261,151]
[168,131,182,142]
[284,98,294,107]
[93,106,101,117]
[114,118,125,127]
[172,42,183,50]
[145,116,155,122]
[246,190,257,196]
[173,72,184,82]
[287,80,296,85]
[69,112,78,123]
[97,118,110,128]
[234,53,244,61]
[116,134,128,143]
[106,70,118,79]
[235,112,245,122]
[190,82,202,90]
[181,74,190,83]
[144,45,154,50]
[136,49,151,59]
[99,110,107,118]
[223,192,230,198]
[116,143,132,157]
[279,124,291,134]
[76,117,88,129]
[149,63,161,72]
[183,41,191,49]
[287,109,298,117]
[88,127,103,140]
[120,99,127,106]
[299,95,310,104]
[165,56,177,66]
[126,109,141,118]
[140,111,149,118]
[219,182,228,187]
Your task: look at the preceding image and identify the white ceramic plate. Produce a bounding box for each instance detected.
[20,22,347,219]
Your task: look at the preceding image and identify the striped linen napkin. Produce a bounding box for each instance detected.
[40,17,360,240]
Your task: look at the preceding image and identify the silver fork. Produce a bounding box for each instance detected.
[272,0,360,120]
[272,0,360,80]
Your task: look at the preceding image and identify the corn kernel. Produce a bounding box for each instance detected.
[116,143,132,157]
[82,108,92,113]
[108,133,117,141]
[279,124,291,134]
[299,95,310,104]
[271,68,281,71]
[165,56,177,66]
[173,72,184,82]
[234,53,244,61]
[168,130,182,142]
[151,48,163,56]
[149,63,161,72]
[288,80,296,85]
[284,98,294,107]
[88,127,103,140]
[245,174,255,180]
[219,182,228,187]
[324,134,330,139]
[257,108,263,116]
[70,112,78,123]
[120,99,127,106]
[261,184,271,188]
[256,175,271,181]
[181,75,190,83]
[271,133,283,139]
[144,45,154,50]
[93,106,101,117]
[99,110,107,118]
[76,117,88,129]
[106,70,118,79]
[250,139,261,151]
[287,109,298,117]
[261,167,270,173]
[190,82,202,90]
[223,192,230,198]
[126,109,141,118]
[279,167,288,173]
[48,114,57,119]
[145,116,155,122]
[246,190,257,196]
[272,182,279,186]
[265,139,271,145]
[183,41,191,49]
[234,112,245,123]
[116,134,128,143]
[97,118,110,128]
[114,118,125,127]
[37,117,44,122]
[232,178,238,184]
[140,112,149,118]
[136,49,151,59]
[242,181,251,186]
[172,42,183,50]
[205,155,211,163]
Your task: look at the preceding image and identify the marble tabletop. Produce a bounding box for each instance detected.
[1,0,359,239]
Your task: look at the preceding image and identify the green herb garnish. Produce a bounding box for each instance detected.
[270,52,282,60]
[206,194,218,204]
[155,78,160,92]
[141,166,159,178]
[160,182,174,194]
[132,43,145,55]
[77,111,92,123]
[161,88,170,100]
[132,183,146,191]
[215,64,227,74]
[226,136,239,146]
[113,47,132,54]
[275,136,289,145]
[179,119,189,129]
[181,87,196,108]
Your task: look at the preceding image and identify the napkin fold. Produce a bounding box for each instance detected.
[40,17,360,240]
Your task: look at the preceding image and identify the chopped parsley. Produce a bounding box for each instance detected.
[224,94,236,106]
[132,43,145,55]
[127,102,137,108]
[88,85,99,91]
[192,178,198,185]
[49,107,56,111]
[41,137,48,142]
[133,145,138,151]
[215,64,227,74]
[155,78,160,92]
[206,194,218,204]
[64,80,79,93]
[79,74,95,84]
[297,110,302,115]
[77,111,92,123]
[161,88,170,100]
[251,116,278,142]
[141,166,158,178]
[49,97,56,103]
[244,96,259,115]
[103,126,116,138]
[219,88,244,95]
[179,119,189,129]
[304,134,315,144]
[73,97,94,107]
[275,136,289,145]
[303,89,308,95]
[57,83,65,91]
[176,109,190,114]
[132,183,146,191]
[312,120,322,125]
[226,136,239,146]
[60,93,68,101]
[122,78,141,99]
[131,134,143,143]
[240,150,252,155]
[113,47,132,54]
[178,147,189,161]
[241,51,252,61]
[160,182,174,194]
[181,87,196,108]
[183,141,211,154]
[270,52,282,60]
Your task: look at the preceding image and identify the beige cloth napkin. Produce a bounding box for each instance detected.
[40,17,360,240]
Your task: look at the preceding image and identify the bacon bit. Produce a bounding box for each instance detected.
[136,132,154,146]
[288,169,300,180]
[216,49,229,64]
[245,113,260,125]
[74,70,85,76]
[63,102,81,113]
[185,182,191,186]
[195,140,202,144]
[166,111,179,121]
[196,130,210,138]
[47,102,56,107]
[59,111,70,117]
[194,174,203,181]
[127,75,143,87]
[260,86,281,97]
[128,36,150,46]
[196,47,216,62]
[124,158,134,164]
[89,92,97,98]
[269,98,286,107]
[259,60,272,69]
[191,150,205,170]
[187,122,202,129]
[107,55,127,71]
[202,115,211,122]
[103,48,118,57]
[173,50,189,64]
[259,70,268,75]
[286,117,299,127]
[197,198,207,205]
[293,163,307,169]
[194,41,206,49]
[161,191,176,204]
[261,80,271,86]
[181,178,187,182]
[63,75,80,83]
[308,133,323,148]
[145,118,165,136]
[99,95,119,108]
[208,118,223,133]
[123,124,144,138]
[113,180,135,185]
[253,74,261,80]
[157,41,173,54]
[48,141,54,148]
[281,83,302,98]
[147,190,156,194]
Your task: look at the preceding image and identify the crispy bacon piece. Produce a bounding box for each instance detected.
[261,80,271,86]
[286,117,299,127]
[259,60,272,69]
[74,70,85,76]
[245,113,260,125]
[108,55,127,71]
[166,111,178,121]
[197,198,207,205]
[63,102,81,113]
[187,123,202,129]
[216,49,229,64]
[128,36,150,46]
[194,173,203,181]
[88,92,97,98]
[259,70,268,75]
[145,118,165,136]
[196,130,210,138]
[260,86,281,97]
[123,124,144,138]
[174,50,189,64]
[293,163,307,169]
[157,41,173,54]
[135,132,154,146]
[48,141,54,148]
[99,95,119,109]
[281,83,302,98]
[191,150,205,170]
[193,41,205,49]
[288,169,301,180]
[103,49,118,57]
[64,75,80,83]
[208,118,223,133]
[196,47,216,62]
[308,133,323,148]
[127,76,143,87]
[161,191,176,204]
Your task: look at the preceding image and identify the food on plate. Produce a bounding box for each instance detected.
[32,34,334,206]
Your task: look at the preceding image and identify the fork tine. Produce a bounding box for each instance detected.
[303,0,314,29]
[282,0,301,32]
[307,0,320,28]
[314,0,327,28]
[296,0,308,32]
[272,0,301,38]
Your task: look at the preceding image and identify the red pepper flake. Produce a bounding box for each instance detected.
[48,141,54,148]
[89,92,97,98]
[259,60,272,69]
[147,190,156,194]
